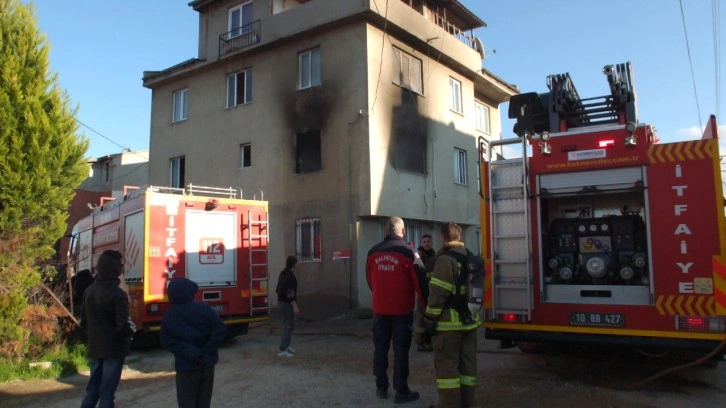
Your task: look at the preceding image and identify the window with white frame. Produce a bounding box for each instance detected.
[392,47,423,95]
[240,143,251,168]
[296,218,321,261]
[227,70,252,107]
[298,47,321,89]
[172,89,188,123]
[475,101,490,134]
[449,77,462,114]
[454,148,467,185]
[170,156,185,188]
[228,1,253,38]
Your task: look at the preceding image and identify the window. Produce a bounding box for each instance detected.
[295,130,321,173]
[170,156,186,188]
[449,77,462,114]
[103,161,110,183]
[296,218,321,261]
[392,47,423,94]
[228,1,253,38]
[475,102,490,134]
[172,89,188,122]
[227,70,252,107]
[454,148,467,185]
[240,143,251,168]
[298,47,321,89]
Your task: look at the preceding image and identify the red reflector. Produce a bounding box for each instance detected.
[598,139,615,147]
[500,313,517,323]
[683,316,709,331]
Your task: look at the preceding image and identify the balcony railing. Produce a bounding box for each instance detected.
[219,20,261,57]
[433,13,474,49]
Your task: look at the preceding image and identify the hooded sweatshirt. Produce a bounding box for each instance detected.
[160,277,227,372]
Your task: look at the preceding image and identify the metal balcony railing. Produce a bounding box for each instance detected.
[219,20,261,57]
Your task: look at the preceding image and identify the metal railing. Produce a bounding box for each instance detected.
[219,20,261,57]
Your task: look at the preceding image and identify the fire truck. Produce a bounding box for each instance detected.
[480,62,726,357]
[68,184,269,341]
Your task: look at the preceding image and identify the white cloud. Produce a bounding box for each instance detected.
[675,125,726,157]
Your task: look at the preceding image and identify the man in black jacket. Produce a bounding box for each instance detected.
[80,250,135,408]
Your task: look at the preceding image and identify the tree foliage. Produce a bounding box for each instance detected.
[0,0,89,358]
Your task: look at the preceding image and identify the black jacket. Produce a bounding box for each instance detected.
[160,277,227,372]
[276,268,297,303]
[81,269,133,359]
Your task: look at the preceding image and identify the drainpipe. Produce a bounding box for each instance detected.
[347,110,365,313]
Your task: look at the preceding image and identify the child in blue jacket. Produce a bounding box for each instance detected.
[161,277,227,408]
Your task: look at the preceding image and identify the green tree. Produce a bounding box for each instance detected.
[0,0,89,359]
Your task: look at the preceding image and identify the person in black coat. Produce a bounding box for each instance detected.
[160,277,227,408]
[71,269,94,316]
[80,250,135,408]
[275,256,299,357]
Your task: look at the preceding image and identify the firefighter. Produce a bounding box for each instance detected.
[424,222,480,408]
[366,216,427,404]
[415,234,436,351]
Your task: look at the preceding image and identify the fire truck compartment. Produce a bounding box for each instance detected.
[537,166,651,305]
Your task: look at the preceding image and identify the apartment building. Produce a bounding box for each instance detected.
[142,0,516,316]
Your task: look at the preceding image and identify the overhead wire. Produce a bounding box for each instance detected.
[75,118,148,161]
[679,0,703,131]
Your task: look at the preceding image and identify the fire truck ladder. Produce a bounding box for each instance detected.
[247,210,269,316]
[487,136,533,320]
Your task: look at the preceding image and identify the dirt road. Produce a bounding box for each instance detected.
[1,314,724,407]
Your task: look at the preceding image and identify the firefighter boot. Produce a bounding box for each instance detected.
[461,384,475,408]
[438,388,461,408]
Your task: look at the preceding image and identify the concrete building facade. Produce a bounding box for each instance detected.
[142,0,516,316]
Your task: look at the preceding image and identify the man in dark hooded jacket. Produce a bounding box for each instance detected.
[160,277,227,408]
[80,250,135,408]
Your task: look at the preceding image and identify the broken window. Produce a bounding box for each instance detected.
[295,130,321,173]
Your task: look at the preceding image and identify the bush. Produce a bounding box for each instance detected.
[0,343,87,383]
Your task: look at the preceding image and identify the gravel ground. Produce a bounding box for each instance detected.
[1,314,724,408]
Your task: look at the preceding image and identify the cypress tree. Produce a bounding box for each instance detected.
[0,0,89,358]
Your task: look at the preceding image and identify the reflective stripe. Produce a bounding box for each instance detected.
[436,321,480,331]
[430,277,454,292]
[436,378,461,390]
[461,375,476,386]
[426,306,442,316]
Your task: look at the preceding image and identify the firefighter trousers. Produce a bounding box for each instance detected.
[432,329,477,408]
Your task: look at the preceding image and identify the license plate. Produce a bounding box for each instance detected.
[210,304,225,313]
[570,312,625,327]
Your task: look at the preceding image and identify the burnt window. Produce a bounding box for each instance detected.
[295,130,321,174]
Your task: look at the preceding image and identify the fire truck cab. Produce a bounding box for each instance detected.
[481,62,726,356]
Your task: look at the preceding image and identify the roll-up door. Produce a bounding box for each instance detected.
[539,167,643,195]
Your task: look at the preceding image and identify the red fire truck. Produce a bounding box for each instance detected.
[480,62,726,357]
[68,184,269,341]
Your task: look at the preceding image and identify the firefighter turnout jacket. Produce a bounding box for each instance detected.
[424,242,481,331]
[366,234,427,315]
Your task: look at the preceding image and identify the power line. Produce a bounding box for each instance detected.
[679,0,703,131]
[75,118,128,152]
[75,118,148,160]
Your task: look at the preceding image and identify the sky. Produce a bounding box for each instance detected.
[26,0,725,159]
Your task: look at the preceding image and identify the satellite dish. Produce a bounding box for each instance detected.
[473,37,485,60]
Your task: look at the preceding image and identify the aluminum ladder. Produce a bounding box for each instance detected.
[247,210,269,316]
[487,137,533,320]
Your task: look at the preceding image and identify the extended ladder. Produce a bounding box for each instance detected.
[247,210,269,316]
[487,137,533,320]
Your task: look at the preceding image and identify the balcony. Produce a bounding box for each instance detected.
[219,20,261,57]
